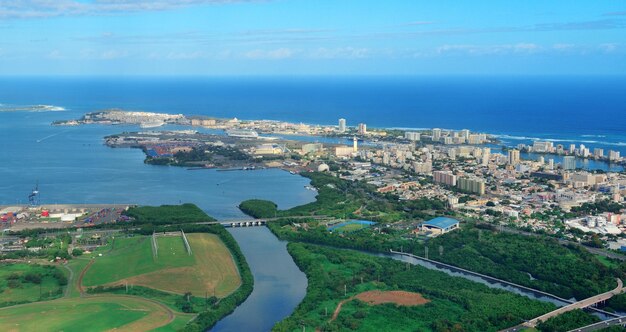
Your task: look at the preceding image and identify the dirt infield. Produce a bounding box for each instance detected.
[331,290,429,322]
[355,290,430,306]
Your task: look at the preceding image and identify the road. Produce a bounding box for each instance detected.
[524,278,623,327]
[569,316,626,332]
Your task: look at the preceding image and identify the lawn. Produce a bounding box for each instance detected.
[0,264,66,306]
[0,296,173,332]
[82,235,194,287]
[83,233,241,297]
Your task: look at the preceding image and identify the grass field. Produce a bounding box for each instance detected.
[83,233,240,297]
[0,264,65,306]
[0,296,173,332]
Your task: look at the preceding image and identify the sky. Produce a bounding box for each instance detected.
[0,0,625,76]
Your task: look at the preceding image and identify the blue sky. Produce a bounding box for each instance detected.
[0,0,625,75]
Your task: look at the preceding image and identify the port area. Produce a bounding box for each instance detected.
[0,204,131,231]
[104,130,349,173]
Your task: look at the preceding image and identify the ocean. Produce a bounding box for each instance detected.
[1,75,626,162]
[1,76,625,155]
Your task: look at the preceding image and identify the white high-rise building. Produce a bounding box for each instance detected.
[609,150,621,161]
[508,149,520,165]
[460,129,470,140]
[569,144,576,154]
[358,123,367,135]
[432,128,441,142]
[482,148,490,166]
[405,132,421,141]
[548,159,554,170]
[563,156,576,170]
[338,118,346,133]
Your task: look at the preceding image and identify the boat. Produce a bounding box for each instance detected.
[226,129,259,138]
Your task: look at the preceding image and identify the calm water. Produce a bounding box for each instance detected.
[213,227,307,332]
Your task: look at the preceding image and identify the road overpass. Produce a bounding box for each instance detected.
[522,278,623,328]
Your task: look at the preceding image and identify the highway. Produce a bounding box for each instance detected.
[569,316,626,332]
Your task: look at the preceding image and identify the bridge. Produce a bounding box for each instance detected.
[193,215,331,228]
[389,251,620,322]
[568,316,626,332]
[522,278,623,328]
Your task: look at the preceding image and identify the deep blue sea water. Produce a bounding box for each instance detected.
[1,76,625,156]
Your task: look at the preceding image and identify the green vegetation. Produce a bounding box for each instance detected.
[239,199,278,218]
[0,263,68,307]
[82,236,195,287]
[240,172,446,223]
[0,204,253,332]
[536,309,599,332]
[124,203,216,224]
[0,296,172,332]
[274,243,555,332]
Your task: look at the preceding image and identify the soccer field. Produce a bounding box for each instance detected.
[83,233,240,297]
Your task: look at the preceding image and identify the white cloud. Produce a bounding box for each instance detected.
[308,47,371,59]
[244,48,295,60]
[0,0,263,19]
[435,43,541,56]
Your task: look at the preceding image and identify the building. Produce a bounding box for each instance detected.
[353,137,358,153]
[563,156,576,170]
[508,149,520,165]
[481,148,490,166]
[335,146,354,157]
[594,148,604,158]
[609,150,621,161]
[432,128,441,142]
[532,141,554,153]
[460,129,470,140]
[358,123,367,135]
[255,144,283,155]
[420,217,460,235]
[412,161,432,174]
[338,118,346,133]
[405,132,420,141]
[433,171,457,186]
[457,177,486,195]
[302,143,323,154]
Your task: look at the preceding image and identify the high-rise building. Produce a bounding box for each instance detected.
[548,159,554,170]
[432,128,441,142]
[481,148,490,166]
[358,123,367,135]
[405,132,420,141]
[538,156,544,164]
[457,177,486,195]
[433,171,457,186]
[609,150,621,161]
[569,144,576,154]
[460,129,470,140]
[508,149,520,165]
[594,148,604,158]
[353,137,358,152]
[563,156,576,170]
[338,118,346,133]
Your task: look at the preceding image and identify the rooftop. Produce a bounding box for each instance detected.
[422,217,460,230]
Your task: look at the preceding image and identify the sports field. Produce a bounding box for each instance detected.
[83,233,240,297]
[0,295,173,332]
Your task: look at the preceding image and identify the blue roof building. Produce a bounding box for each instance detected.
[420,217,460,235]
